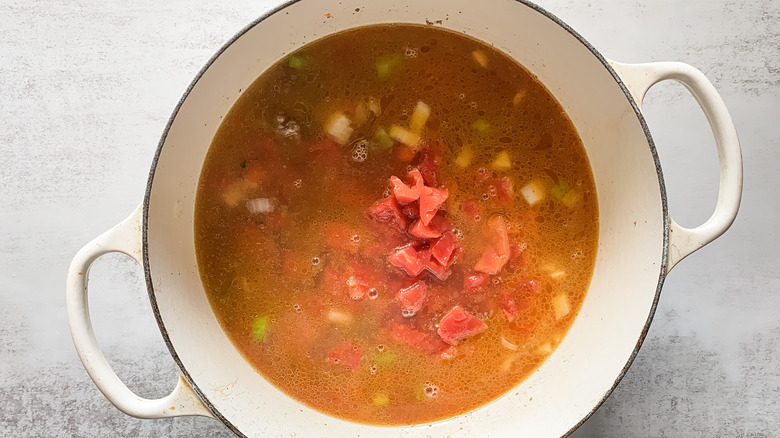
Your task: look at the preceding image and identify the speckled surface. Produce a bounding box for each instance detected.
[1,0,778,436]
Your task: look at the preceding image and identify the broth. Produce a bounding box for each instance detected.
[195,24,598,425]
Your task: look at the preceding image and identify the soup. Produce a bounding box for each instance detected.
[195,24,598,425]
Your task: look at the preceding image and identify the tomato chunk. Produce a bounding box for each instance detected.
[408,168,425,187]
[396,281,428,315]
[437,306,488,345]
[431,231,458,266]
[500,291,519,322]
[327,341,363,371]
[419,186,448,226]
[368,196,407,231]
[417,248,452,281]
[401,203,420,221]
[409,219,440,239]
[474,215,511,274]
[390,322,448,354]
[419,143,442,186]
[463,271,490,290]
[390,176,422,204]
[389,245,425,277]
[346,275,369,300]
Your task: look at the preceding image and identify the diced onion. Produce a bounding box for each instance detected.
[455,146,473,168]
[512,90,527,106]
[500,353,518,371]
[500,337,519,351]
[520,180,546,206]
[372,393,390,406]
[491,151,512,170]
[389,125,421,149]
[552,293,570,320]
[409,101,431,133]
[472,50,488,68]
[325,112,353,145]
[223,179,258,207]
[246,197,276,214]
[537,343,553,355]
[561,189,580,207]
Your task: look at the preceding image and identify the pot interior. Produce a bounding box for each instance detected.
[144,0,665,436]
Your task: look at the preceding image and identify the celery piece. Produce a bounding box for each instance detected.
[288,54,307,69]
[550,180,570,201]
[251,315,270,342]
[376,54,402,80]
[373,127,394,149]
[472,119,491,135]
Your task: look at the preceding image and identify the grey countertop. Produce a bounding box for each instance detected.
[2,0,778,436]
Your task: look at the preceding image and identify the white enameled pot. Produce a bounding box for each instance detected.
[66,0,743,436]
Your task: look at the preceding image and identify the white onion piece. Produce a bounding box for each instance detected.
[389,125,421,148]
[409,101,430,133]
[552,293,570,320]
[246,198,275,214]
[500,337,519,351]
[520,181,545,206]
[325,112,353,145]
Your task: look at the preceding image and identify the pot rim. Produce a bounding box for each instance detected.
[141,0,669,436]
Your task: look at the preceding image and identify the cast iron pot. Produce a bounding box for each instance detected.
[67,0,742,436]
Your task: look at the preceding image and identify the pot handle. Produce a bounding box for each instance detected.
[66,204,214,419]
[610,61,743,275]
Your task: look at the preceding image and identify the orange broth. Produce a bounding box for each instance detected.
[194,24,598,425]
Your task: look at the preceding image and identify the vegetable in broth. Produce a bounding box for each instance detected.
[195,23,598,425]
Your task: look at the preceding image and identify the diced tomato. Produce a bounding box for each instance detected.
[463,271,490,290]
[389,245,425,277]
[327,341,363,371]
[419,143,442,186]
[474,246,505,275]
[390,176,422,204]
[419,186,449,226]
[409,215,451,239]
[396,281,428,314]
[473,215,511,274]
[324,223,361,254]
[390,322,449,354]
[408,168,424,187]
[487,215,511,255]
[397,144,417,162]
[401,203,420,221]
[460,198,483,222]
[409,219,440,239]
[362,221,407,259]
[368,196,407,231]
[431,231,458,266]
[500,291,520,322]
[521,279,540,293]
[346,275,369,300]
[496,176,515,201]
[506,243,526,272]
[417,248,452,281]
[437,306,488,345]
[243,159,267,183]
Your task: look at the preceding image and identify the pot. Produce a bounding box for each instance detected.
[66,0,742,436]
